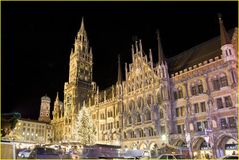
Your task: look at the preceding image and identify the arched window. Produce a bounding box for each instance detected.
[145,110,151,121]
[137,97,144,109]
[129,100,135,112]
[157,91,162,104]
[128,116,132,125]
[124,132,127,139]
[211,73,229,91]
[130,131,135,138]
[139,129,144,137]
[160,109,164,119]
[136,113,141,123]
[148,127,154,136]
[147,94,153,106]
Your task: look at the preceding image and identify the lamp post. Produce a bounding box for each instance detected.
[161,134,166,142]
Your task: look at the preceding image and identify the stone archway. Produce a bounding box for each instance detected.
[216,135,238,157]
[174,139,186,148]
[139,142,147,150]
[149,142,157,150]
[192,137,212,159]
[192,137,206,150]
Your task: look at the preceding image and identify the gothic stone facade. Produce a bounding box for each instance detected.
[51,18,238,157]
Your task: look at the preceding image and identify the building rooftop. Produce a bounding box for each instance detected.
[167,29,234,74]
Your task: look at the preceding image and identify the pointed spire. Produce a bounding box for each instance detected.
[135,41,138,53]
[56,92,59,101]
[218,14,230,46]
[156,29,165,64]
[80,17,85,32]
[117,55,122,84]
[139,39,143,57]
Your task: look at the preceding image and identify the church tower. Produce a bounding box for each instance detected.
[38,95,51,123]
[63,18,94,141]
[156,30,172,142]
[69,17,93,83]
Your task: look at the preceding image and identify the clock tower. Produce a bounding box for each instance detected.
[38,95,51,123]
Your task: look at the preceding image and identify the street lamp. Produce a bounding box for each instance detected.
[161,134,166,142]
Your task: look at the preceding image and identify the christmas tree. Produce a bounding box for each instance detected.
[74,103,96,145]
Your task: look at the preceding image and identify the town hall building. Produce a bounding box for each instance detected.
[51,16,238,158]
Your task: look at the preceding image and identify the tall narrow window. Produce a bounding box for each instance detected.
[181,106,185,117]
[194,103,199,113]
[145,110,151,121]
[178,89,183,98]
[177,125,182,134]
[220,118,227,129]
[149,128,154,136]
[128,116,132,125]
[160,109,164,119]
[174,91,178,100]
[220,76,228,87]
[198,84,203,94]
[176,108,180,117]
[161,126,165,134]
[213,79,220,91]
[200,102,206,112]
[203,121,208,129]
[228,117,236,128]
[191,86,197,96]
[216,98,223,109]
[197,122,202,132]
[136,113,141,123]
[231,70,236,84]
[224,96,232,108]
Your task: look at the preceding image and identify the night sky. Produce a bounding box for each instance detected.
[2,2,238,120]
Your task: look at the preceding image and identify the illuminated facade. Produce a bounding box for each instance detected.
[7,96,54,145]
[52,17,238,157]
[10,119,53,144]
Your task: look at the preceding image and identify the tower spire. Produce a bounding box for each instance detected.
[117,55,122,84]
[156,29,165,64]
[80,17,85,32]
[218,14,230,46]
[56,92,59,101]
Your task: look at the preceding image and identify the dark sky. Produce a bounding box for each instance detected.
[2,1,238,120]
